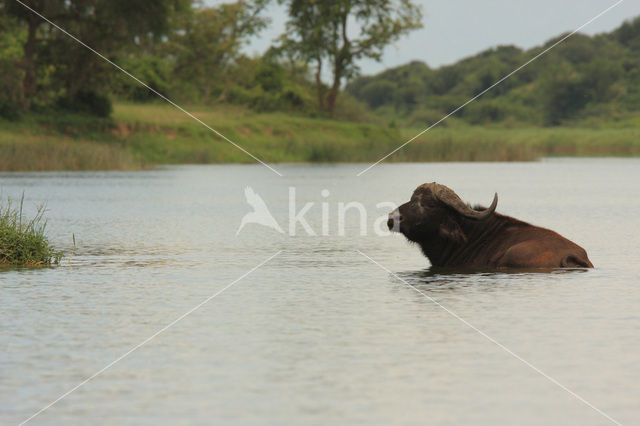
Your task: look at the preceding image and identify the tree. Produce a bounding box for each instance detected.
[1,0,61,107]
[163,1,268,102]
[1,0,188,111]
[615,16,640,51]
[0,13,24,117]
[278,0,422,117]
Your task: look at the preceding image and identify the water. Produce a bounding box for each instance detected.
[1,159,639,425]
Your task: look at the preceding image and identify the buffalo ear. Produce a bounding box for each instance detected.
[439,218,467,244]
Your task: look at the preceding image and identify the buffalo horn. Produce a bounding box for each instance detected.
[432,184,498,220]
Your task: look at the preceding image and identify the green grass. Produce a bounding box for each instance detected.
[0,111,139,170]
[0,102,639,171]
[0,195,62,267]
[111,103,640,164]
[394,126,640,161]
[0,129,139,171]
[112,102,404,163]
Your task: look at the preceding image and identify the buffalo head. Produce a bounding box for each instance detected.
[388,182,498,244]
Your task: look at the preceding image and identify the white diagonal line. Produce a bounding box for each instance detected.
[13,0,283,177]
[356,0,624,176]
[18,250,282,426]
[357,250,622,426]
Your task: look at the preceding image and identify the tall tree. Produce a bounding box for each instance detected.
[164,1,267,102]
[278,0,422,117]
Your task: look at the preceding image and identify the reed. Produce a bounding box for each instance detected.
[0,132,140,171]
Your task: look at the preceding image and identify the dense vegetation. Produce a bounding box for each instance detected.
[347,16,640,127]
[0,0,421,120]
[0,195,62,266]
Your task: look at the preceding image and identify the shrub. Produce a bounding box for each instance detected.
[359,80,397,109]
[253,63,284,92]
[462,98,534,125]
[112,56,172,102]
[408,108,450,127]
[0,99,20,120]
[57,90,113,117]
[539,64,589,125]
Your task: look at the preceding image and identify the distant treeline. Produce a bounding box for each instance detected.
[347,17,640,126]
[1,1,639,127]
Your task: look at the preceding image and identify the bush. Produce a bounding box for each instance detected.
[332,93,371,122]
[539,64,590,125]
[0,99,21,120]
[57,90,113,117]
[112,56,172,102]
[463,101,505,124]
[463,98,535,125]
[408,108,450,127]
[359,80,397,109]
[253,63,284,92]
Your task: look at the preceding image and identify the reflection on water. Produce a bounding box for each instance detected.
[1,159,639,425]
[401,266,590,281]
[397,267,591,296]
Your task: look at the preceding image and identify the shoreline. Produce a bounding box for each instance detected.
[1,102,638,171]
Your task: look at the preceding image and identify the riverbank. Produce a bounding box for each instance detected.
[1,102,639,171]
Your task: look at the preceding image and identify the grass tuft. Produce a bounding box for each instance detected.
[0,194,63,267]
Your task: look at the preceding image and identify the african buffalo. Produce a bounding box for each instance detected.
[388,182,593,268]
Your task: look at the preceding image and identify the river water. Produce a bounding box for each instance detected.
[1,159,639,425]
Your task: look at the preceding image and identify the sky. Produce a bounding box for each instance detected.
[206,0,640,76]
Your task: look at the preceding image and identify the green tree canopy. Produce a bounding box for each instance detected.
[1,0,188,112]
[277,0,422,116]
[163,1,268,102]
